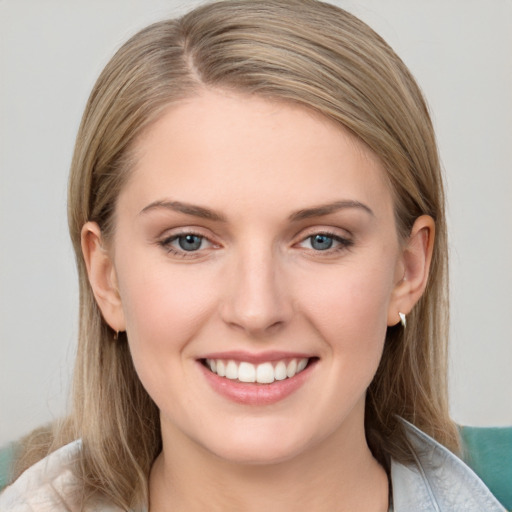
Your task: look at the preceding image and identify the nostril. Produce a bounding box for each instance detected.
[225,318,287,337]
[219,262,293,334]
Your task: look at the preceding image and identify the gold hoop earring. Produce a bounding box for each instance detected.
[398,312,407,328]
[113,330,119,341]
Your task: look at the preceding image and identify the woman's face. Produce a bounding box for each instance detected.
[96,90,409,464]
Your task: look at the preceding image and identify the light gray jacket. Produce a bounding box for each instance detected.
[391,419,505,511]
[0,420,506,511]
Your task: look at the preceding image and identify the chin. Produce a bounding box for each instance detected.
[210,439,307,466]
[196,421,319,466]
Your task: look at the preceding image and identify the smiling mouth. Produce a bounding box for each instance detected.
[201,357,316,384]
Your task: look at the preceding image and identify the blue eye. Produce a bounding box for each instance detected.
[159,231,217,258]
[297,232,353,253]
[310,234,334,251]
[177,234,203,251]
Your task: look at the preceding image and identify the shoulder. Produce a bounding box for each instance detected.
[0,441,123,512]
[391,419,506,511]
[0,440,82,511]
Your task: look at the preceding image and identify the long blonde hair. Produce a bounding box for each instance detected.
[16,1,458,508]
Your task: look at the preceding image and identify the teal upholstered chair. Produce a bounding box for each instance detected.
[1,428,511,509]
[459,426,512,511]
[0,442,20,493]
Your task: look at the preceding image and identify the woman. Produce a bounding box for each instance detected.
[0,1,505,510]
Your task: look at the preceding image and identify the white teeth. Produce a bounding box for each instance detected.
[238,362,256,383]
[297,358,308,372]
[226,360,238,380]
[256,362,274,384]
[206,357,310,384]
[286,359,297,378]
[274,361,287,381]
[216,360,226,377]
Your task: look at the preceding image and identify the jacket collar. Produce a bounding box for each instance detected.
[391,419,505,511]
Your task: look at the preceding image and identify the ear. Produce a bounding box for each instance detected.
[387,215,435,326]
[81,222,126,333]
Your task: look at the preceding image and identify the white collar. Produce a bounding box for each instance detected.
[391,419,505,511]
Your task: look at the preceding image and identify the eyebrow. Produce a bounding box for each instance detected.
[289,200,374,221]
[139,200,227,222]
[139,199,373,222]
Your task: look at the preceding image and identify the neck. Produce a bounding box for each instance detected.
[149,410,389,512]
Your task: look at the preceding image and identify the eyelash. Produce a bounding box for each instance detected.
[158,230,354,258]
[296,231,354,254]
[159,231,216,258]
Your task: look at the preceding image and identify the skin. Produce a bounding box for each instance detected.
[82,89,434,511]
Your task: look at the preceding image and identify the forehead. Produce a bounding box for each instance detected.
[120,89,393,219]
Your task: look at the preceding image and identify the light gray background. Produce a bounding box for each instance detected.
[1,0,511,445]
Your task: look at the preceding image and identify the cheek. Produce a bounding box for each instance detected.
[114,261,221,411]
[114,256,217,362]
[299,259,395,357]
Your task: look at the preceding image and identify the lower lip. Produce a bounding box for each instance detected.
[199,360,316,406]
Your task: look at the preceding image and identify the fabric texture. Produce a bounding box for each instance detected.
[0,443,19,492]
[0,441,122,512]
[0,420,506,511]
[391,419,506,511]
[460,425,512,509]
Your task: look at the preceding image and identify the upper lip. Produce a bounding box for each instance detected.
[198,350,315,364]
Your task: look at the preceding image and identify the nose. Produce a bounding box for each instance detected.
[220,246,293,336]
